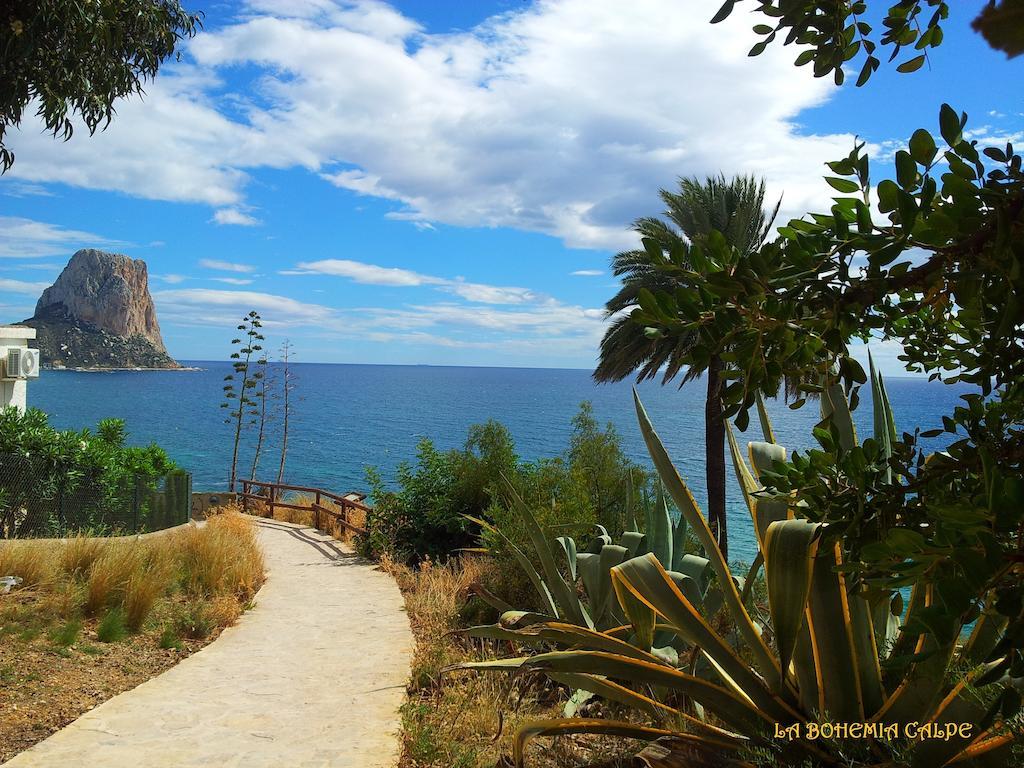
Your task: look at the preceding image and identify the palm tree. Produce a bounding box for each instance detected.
[594,174,779,560]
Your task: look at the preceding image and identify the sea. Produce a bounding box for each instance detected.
[30,362,972,564]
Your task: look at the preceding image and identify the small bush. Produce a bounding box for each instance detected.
[158,626,183,650]
[174,601,214,640]
[96,608,128,643]
[48,619,82,648]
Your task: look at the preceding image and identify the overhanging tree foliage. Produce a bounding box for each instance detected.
[0,0,201,171]
[713,1,1022,87]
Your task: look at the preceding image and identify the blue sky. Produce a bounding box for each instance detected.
[0,0,1020,371]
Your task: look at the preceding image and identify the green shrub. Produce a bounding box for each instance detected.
[174,601,214,640]
[96,608,128,643]
[48,619,82,648]
[359,402,649,572]
[0,407,177,537]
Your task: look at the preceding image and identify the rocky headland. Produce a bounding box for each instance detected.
[23,249,180,370]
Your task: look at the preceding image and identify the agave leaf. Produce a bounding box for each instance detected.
[873,586,958,725]
[805,540,880,722]
[670,513,689,572]
[674,553,711,588]
[820,379,858,453]
[585,532,612,553]
[725,419,759,516]
[871,591,903,660]
[648,482,674,567]
[499,610,557,628]
[512,719,715,768]
[466,580,516,615]
[620,530,646,558]
[634,390,782,693]
[612,554,797,724]
[578,544,630,627]
[763,519,820,675]
[748,442,787,481]
[521,650,774,734]
[739,553,763,608]
[467,514,558,617]
[905,663,1008,768]
[754,391,776,444]
[547,672,676,718]
[961,604,1009,665]
[555,535,578,581]
[751,496,791,549]
[501,478,592,627]
[613,567,657,651]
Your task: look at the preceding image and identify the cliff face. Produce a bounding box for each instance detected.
[24,249,179,369]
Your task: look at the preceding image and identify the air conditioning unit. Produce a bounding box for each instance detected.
[6,348,40,379]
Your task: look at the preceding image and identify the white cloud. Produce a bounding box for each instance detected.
[155,273,190,284]
[288,257,542,305]
[3,0,859,250]
[212,208,261,226]
[211,277,255,285]
[0,278,50,295]
[571,269,603,276]
[289,258,440,286]
[199,258,256,273]
[154,288,337,328]
[0,181,54,198]
[0,216,119,259]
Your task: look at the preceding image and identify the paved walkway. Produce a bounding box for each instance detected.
[3,519,413,768]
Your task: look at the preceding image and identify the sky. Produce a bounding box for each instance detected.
[0,0,1020,371]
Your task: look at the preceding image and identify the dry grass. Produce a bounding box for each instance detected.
[177,510,264,600]
[384,554,634,768]
[0,540,55,587]
[0,508,267,762]
[57,534,106,579]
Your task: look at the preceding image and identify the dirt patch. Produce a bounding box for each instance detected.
[0,597,224,762]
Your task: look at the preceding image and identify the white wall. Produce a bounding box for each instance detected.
[0,326,37,412]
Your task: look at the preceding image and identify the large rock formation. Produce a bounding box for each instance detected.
[24,249,179,369]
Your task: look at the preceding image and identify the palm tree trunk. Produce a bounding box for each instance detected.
[705,355,727,560]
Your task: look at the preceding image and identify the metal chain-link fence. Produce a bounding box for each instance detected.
[0,453,191,538]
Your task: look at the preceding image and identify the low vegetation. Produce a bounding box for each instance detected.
[360,402,648,568]
[0,407,182,537]
[384,553,638,768]
[0,509,264,761]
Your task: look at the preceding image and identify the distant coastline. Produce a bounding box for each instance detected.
[45,365,203,373]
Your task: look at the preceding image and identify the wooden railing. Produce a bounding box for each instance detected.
[238,479,370,536]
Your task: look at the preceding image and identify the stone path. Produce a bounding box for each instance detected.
[3,519,413,768]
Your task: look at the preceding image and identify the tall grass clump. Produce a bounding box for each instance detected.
[178,511,264,600]
[85,541,146,615]
[57,534,105,579]
[0,540,54,587]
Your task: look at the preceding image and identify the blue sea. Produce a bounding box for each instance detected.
[30,363,971,564]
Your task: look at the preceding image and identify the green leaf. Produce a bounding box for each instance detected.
[909,128,938,165]
[939,104,963,147]
[826,177,860,194]
[763,519,820,674]
[896,54,926,73]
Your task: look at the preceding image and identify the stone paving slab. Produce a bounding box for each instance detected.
[3,519,413,768]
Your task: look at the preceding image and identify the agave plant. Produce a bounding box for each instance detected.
[455,364,1021,767]
[468,476,727,637]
